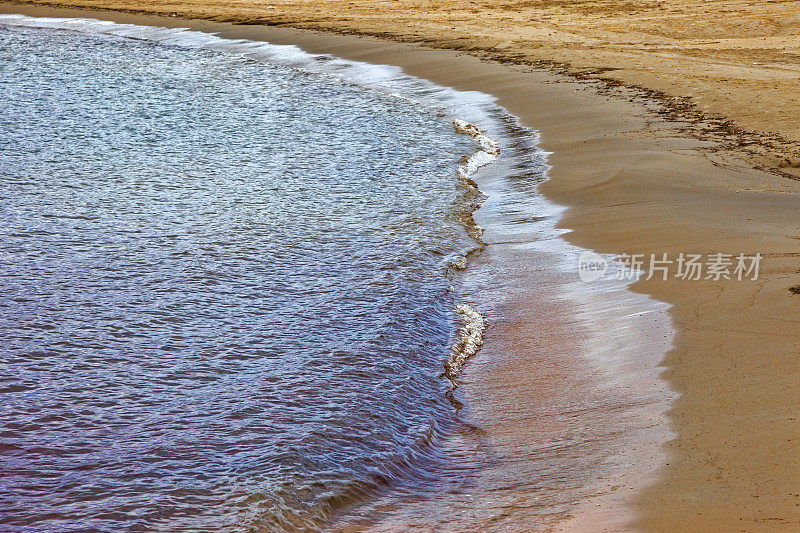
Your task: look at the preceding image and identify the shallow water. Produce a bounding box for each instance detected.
[0,21,493,531]
[0,13,675,533]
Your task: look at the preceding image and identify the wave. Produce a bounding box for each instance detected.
[448,119,499,262]
[0,11,505,385]
[0,13,533,527]
[453,119,501,184]
[444,119,500,388]
[444,303,487,388]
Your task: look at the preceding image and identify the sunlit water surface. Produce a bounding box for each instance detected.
[0,23,487,531]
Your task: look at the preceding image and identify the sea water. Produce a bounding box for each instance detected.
[0,16,541,532]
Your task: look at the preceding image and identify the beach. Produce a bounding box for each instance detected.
[3,2,800,530]
[4,0,800,176]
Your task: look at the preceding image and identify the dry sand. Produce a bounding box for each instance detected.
[3,2,800,531]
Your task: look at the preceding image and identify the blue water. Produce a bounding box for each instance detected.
[0,21,486,531]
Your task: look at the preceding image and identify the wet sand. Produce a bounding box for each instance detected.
[4,3,800,531]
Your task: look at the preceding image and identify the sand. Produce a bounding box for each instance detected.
[4,2,800,531]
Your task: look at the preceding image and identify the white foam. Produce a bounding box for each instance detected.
[444,303,486,387]
[452,119,501,183]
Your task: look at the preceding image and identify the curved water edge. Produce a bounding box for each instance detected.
[443,120,500,391]
[0,11,500,391]
[0,13,676,531]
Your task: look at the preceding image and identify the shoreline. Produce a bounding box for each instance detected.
[3,0,800,181]
[5,4,800,531]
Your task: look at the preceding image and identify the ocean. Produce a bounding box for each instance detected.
[0,15,552,531]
